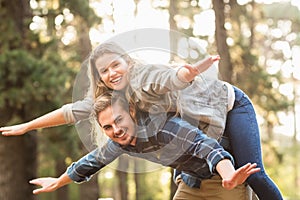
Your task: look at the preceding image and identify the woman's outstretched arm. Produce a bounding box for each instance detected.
[177,55,220,83]
[0,107,67,136]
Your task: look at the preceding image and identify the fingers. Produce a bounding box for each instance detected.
[29,179,42,186]
[0,127,10,135]
[211,55,221,62]
[246,163,260,173]
[29,177,59,194]
[182,64,194,72]
[32,188,44,195]
[222,163,260,190]
[0,125,26,136]
[1,130,13,136]
[30,179,44,194]
[238,163,260,175]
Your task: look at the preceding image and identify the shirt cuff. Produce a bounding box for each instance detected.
[208,149,234,174]
[66,162,91,183]
[174,66,191,89]
[61,103,75,124]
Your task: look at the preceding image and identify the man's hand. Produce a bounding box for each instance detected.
[30,178,60,194]
[30,172,73,194]
[222,163,260,190]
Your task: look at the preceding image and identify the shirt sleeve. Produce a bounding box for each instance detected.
[164,117,234,174]
[190,129,234,173]
[129,64,191,96]
[61,97,93,124]
[66,141,122,183]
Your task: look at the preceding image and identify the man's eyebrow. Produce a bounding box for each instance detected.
[100,114,121,129]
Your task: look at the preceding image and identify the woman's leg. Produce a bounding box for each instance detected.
[224,86,283,200]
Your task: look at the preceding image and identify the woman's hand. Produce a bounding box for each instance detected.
[191,55,220,74]
[0,123,29,136]
[177,55,220,83]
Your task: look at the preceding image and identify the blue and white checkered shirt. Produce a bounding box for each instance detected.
[67,113,233,183]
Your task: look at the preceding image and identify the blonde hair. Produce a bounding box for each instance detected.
[86,42,173,113]
[87,42,135,99]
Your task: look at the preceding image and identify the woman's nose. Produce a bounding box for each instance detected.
[108,67,117,75]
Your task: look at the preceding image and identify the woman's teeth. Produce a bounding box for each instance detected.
[111,77,121,83]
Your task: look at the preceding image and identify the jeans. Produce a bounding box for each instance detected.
[224,86,283,200]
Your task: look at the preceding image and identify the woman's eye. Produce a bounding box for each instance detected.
[100,68,108,74]
[115,117,122,125]
[113,63,120,68]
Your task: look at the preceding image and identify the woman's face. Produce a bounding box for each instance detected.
[95,53,130,91]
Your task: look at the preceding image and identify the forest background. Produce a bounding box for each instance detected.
[0,0,299,200]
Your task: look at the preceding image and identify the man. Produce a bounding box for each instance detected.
[30,92,259,199]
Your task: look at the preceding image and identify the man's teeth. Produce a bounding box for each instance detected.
[114,128,126,138]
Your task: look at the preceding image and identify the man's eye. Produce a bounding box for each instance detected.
[103,126,112,131]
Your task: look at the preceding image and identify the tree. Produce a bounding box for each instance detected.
[0,1,39,199]
[0,0,101,199]
[212,0,233,83]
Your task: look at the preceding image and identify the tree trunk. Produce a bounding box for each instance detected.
[168,1,179,199]
[0,1,37,199]
[134,160,148,200]
[56,158,69,200]
[169,0,178,62]
[0,132,37,200]
[79,175,100,200]
[77,18,92,61]
[212,0,233,83]
[79,146,100,200]
[76,14,100,200]
[116,156,129,200]
[292,80,299,189]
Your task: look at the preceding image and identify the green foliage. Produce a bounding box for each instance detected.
[263,3,300,23]
[0,49,74,121]
[263,140,300,199]
[60,0,101,26]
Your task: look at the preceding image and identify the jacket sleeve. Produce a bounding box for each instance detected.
[61,97,93,124]
[66,141,122,183]
[129,64,191,97]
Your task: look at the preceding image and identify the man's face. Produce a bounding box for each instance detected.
[98,102,136,146]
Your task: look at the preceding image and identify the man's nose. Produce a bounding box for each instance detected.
[112,124,120,132]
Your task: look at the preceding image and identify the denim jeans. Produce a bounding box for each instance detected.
[224,86,283,200]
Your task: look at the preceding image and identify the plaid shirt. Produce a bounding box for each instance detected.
[67,113,233,183]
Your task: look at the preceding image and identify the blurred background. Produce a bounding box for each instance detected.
[0,0,299,199]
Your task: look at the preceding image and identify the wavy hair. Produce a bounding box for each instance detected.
[87,42,136,99]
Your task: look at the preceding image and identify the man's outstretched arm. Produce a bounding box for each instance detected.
[30,172,72,194]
